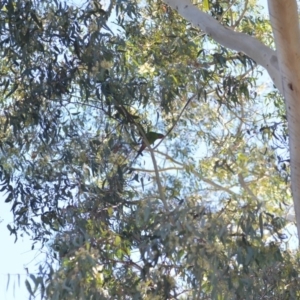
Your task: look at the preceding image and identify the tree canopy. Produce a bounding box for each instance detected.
[1,0,300,299]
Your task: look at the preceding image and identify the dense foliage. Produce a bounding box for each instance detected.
[1,0,299,299]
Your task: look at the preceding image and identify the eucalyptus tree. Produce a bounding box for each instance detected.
[1,0,299,299]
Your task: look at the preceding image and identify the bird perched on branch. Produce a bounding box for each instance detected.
[135,131,165,158]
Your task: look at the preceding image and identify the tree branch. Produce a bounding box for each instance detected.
[238,173,260,204]
[163,0,283,93]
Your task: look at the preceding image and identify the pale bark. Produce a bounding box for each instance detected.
[267,0,300,241]
[163,0,300,240]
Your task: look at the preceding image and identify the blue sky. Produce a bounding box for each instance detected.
[0,203,46,300]
[0,0,274,299]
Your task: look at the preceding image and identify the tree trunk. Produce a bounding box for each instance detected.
[268,0,300,243]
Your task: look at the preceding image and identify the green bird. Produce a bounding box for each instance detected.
[136,131,165,158]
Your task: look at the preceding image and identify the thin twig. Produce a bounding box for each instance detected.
[154,93,196,150]
[238,173,260,204]
[233,0,249,29]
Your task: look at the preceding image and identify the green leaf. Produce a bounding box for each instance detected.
[6,274,10,291]
[5,83,18,99]
[114,235,121,246]
[5,193,13,203]
[25,279,34,296]
[30,12,43,28]
[203,0,210,11]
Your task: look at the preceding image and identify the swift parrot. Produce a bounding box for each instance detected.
[136,131,165,158]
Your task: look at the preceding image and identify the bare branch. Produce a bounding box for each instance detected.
[238,173,260,204]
